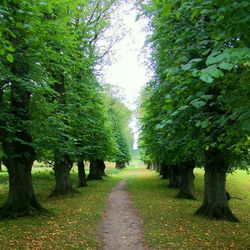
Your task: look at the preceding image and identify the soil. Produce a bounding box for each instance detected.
[99,180,148,250]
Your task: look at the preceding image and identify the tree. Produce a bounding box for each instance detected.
[138,0,250,221]
[0,0,120,216]
[0,0,48,217]
[103,85,132,169]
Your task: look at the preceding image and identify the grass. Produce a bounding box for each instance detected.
[0,164,121,250]
[0,163,249,249]
[125,167,250,250]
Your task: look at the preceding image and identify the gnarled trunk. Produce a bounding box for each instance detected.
[195,150,239,222]
[50,153,74,196]
[78,160,87,187]
[0,160,45,218]
[87,159,103,180]
[176,161,195,200]
[168,165,180,188]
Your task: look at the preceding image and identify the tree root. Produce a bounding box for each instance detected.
[0,202,48,219]
[195,204,240,222]
[49,187,79,197]
[176,191,196,200]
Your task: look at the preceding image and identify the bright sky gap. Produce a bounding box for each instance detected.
[98,2,150,149]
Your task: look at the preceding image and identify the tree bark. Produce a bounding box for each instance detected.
[152,162,157,170]
[116,161,126,169]
[146,162,151,169]
[50,153,75,196]
[195,150,239,222]
[87,159,103,180]
[168,165,180,188]
[176,161,196,199]
[78,160,87,187]
[155,162,161,173]
[0,160,46,218]
[98,159,106,176]
[160,163,169,179]
[0,161,2,172]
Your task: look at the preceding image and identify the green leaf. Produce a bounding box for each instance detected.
[6,54,14,63]
[189,58,203,63]
[156,123,164,129]
[206,66,224,78]
[241,121,250,132]
[191,99,206,109]
[162,3,171,17]
[206,52,225,65]
[7,46,15,52]
[195,119,210,128]
[163,104,173,111]
[0,48,5,55]
[181,63,192,71]
[200,120,209,128]
[200,94,213,101]
[218,62,234,71]
[200,71,214,83]
[191,9,199,20]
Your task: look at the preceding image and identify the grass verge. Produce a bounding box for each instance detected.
[126,167,250,250]
[0,168,121,250]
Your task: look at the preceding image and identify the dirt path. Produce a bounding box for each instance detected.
[99,180,148,250]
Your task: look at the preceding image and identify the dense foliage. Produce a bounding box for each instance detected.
[104,84,132,168]
[0,0,132,218]
[138,0,250,221]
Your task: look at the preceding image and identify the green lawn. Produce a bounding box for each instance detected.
[0,166,121,250]
[0,164,249,249]
[126,168,250,250]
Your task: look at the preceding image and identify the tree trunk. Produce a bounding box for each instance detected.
[0,161,2,172]
[155,162,161,173]
[152,162,157,170]
[176,161,196,199]
[116,161,126,169]
[98,159,106,176]
[0,160,46,218]
[78,160,87,187]
[168,165,180,188]
[195,150,239,222]
[87,160,103,180]
[50,153,75,196]
[160,163,169,179]
[146,162,151,169]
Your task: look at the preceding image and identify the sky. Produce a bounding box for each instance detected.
[99,2,150,148]
[101,2,150,109]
